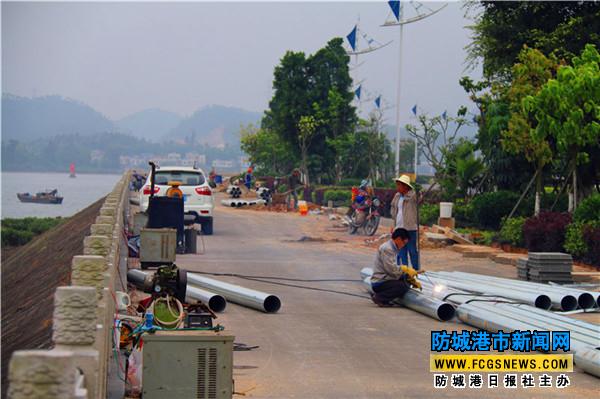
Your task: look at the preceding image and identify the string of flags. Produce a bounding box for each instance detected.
[375,96,381,109]
[354,85,362,100]
[346,26,357,52]
[388,1,401,22]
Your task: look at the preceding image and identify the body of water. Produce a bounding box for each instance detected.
[1,172,122,219]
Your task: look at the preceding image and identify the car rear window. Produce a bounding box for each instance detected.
[154,171,205,186]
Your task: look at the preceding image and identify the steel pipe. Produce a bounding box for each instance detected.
[421,280,600,346]
[127,269,228,313]
[457,302,600,378]
[361,276,455,321]
[185,286,227,313]
[440,271,598,309]
[187,273,281,313]
[431,272,578,311]
[424,273,553,310]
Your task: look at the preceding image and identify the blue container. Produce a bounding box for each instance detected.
[214,175,223,184]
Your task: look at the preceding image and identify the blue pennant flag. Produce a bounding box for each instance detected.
[442,110,447,120]
[411,104,417,115]
[375,96,381,109]
[388,1,401,22]
[346,26,357,51]
[354,85,362,100]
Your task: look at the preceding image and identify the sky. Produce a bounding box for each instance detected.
[2,1,482,124]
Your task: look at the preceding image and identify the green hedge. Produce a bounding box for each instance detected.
[573,194,600,223]
[498,217,526,247]
[419,204,439,226]
[471,191,521,229]
[324,190,351,206]
[1,217,64,247]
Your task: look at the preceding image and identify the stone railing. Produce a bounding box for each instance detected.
[7,172,131,399]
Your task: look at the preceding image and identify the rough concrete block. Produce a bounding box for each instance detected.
[53,286,97,346]
[8,350,77,399]
[100,206,116,217]
[71,256,108,301]
[95,215,115,226]
[83,235,111,257]
[90,223,113,237]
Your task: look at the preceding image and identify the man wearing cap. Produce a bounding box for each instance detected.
[390,175,419,270]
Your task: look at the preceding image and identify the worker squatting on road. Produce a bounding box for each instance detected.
[370,227,422,307]
[390,174,419,270]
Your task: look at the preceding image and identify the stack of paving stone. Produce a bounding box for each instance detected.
[525,252,573,283]
[516,258,529,280]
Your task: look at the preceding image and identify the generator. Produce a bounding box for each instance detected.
[142,330,234,399]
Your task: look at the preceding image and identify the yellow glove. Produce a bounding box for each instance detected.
[400,265,419,279]
[410,279,422,290]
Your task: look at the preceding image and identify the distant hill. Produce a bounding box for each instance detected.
[166,105,262,147]
[115,108,182,142]
[1,93,115,140]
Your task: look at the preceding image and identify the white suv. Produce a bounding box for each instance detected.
[139,166,215,234]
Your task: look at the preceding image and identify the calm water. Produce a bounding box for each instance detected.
[1,172,122,219]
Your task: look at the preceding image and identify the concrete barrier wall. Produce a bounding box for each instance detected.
[7,172,131,399]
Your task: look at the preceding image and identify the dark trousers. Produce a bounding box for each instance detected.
[372,279,410,303]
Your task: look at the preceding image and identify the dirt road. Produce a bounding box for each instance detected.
[176,197,599,398]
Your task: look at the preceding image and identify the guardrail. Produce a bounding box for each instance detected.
[7,172,131,399]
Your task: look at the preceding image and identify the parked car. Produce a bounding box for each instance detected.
[139,166,214,234]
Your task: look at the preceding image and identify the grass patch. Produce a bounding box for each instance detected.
[1,217,65,247]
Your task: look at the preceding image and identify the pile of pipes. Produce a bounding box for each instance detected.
[256,187,272,203]
[221,198,266,208]
[128,269,281,314]
[360,268,600,378]
[227,185,242,198]
[518,252,573,283]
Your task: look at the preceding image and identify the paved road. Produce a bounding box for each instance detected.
[176,198,599,398]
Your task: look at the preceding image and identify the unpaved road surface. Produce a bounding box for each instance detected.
[176,196,599,398]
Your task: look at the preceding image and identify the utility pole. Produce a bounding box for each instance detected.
[382,1,447,176]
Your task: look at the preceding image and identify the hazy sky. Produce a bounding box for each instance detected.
[2,1,481,123]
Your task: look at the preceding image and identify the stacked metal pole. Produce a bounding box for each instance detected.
[438,271,599,309]
[226,185,242,198]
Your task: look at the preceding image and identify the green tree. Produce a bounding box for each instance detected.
[465,1,600,81]
[405,108,470,193]
[525,44,600,209]
[297,115,320,186]
[239,124,295,175]
[261,38,356,184]
[502,47,559,215]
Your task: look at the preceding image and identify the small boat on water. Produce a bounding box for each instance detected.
[17,189,64,204]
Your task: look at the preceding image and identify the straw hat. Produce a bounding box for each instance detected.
[394,174,413,189]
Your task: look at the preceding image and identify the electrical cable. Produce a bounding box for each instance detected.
[192,270,360,283]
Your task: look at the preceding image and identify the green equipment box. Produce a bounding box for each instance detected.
[142,330,234,399]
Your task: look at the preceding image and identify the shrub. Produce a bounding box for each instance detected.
[564,222,588,258]
[523,211,571,252]
[582,224,600,266]
[1,217,63,247]
[277,184,288,193]
[324,190,351,206]
[573,193,600,223]
[454,200,476,227]
[470,191,520,229]
[419,204,439,226]
[499,217,526,247]
[339,178,362,187]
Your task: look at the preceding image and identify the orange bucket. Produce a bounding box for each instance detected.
[298,200,308,216]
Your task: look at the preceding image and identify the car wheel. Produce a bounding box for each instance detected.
[202,218,213,235]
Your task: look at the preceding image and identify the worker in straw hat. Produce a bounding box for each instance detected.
[390,175,419,270]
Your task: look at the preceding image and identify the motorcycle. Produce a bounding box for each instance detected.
[347,191,381,236]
